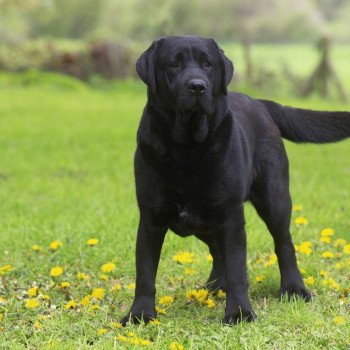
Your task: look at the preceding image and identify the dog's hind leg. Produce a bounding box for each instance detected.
[195,234,226,292]
[250,153,311,301]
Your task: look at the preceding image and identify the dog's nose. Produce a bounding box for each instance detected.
[188,79,206,95]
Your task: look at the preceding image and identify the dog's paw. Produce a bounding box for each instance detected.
[121,312,156,327]
[279,285,311,302]
[222,308,257,325]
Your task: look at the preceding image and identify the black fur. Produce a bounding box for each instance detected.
[122,36,350,326]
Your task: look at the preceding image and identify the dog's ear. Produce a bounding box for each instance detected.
[136,40,159,96]
[211,39,234,95]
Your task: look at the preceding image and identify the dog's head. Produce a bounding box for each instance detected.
[136,36,233,115]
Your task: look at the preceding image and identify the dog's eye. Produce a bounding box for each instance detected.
[203,60,212,68]
[170,61,180,68]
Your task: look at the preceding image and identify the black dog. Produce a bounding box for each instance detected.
[122,36,350,325]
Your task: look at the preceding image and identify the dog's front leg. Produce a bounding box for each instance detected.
[216,205,257,325]
[121,209,167,326]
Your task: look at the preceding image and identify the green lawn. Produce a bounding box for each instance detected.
[0,74,349,349]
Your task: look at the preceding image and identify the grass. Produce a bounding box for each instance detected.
[0,71,350,349]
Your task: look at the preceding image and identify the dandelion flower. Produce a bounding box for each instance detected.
[110,321,122,328]
[332,316,345,325]
[0,297,7,305]
[207,254,213,262]
[319,236,331,244]
[112,284,122,292]
[322,251,334,259]
[299,241,313,255]
[91,288,105,300]
[217,290,226,299]
[334,239,347,248]
[34,321,42,330]
[28,286,39,298]
[76,272,87,280]
[0,264,13,275]
[97,328,107,335]
[304,276,315,286]
[293,204,303,212]
[50,240,63,251]
[26,299,40,309]
[61,282,70,288]
[159,295,174,306]
[320,228,334,237]
[264,253,278,266]
[127,283,135,290]
[170,342,185,350]
[255,275,265,282]
[343,244,350,254]
[149,319,160,325]
[80,295,91,306]
[64,300,76,310]
[173,251,194,264]
[206,298,215,308]
[99,274,109,281]
[295,216,308,226]
[101,262,116,273]
[184,268,196,275]
[32,245,41,251]
[50,266,63,277]
[319,270,327,278]
[141,339,151,346]
[87,238,99,246]
[156,306,166,314]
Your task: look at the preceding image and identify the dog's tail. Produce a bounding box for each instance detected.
[260,99,350,143]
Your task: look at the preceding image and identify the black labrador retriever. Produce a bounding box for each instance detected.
[122,35,350,325]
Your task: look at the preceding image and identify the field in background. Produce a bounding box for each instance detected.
[0,62,349,348]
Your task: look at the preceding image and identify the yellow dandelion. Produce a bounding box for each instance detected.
[112,283,122,292]
[80,295,91,306]
[334,239,347,248]
[28,286,39,298]
[255,275,265,282]
[299,268,307,275]
[41,294,50,302]
[304,276,315,286]
[149,319,161,325]
[184,268,197,275]
[217,290,226,299]
[293,204,303,212]
[295,216,308,226]
[76,272,87,280]
[206,254,213,262]
[156,306,166,314]
[319,236,331,244]
[97,328,107,335]
[32,245,41,251]
[99,274,109,281]
[206,298,215,308]
[0,297,7,305]
[117,334,127,342]
[335,263,343,269]
[322,251,334,259]
[50,240,63,251]
[333,316,345,325]
[321,228,335,237]
[87,238,99,246]
[110,321,122,328]
[34,321,42,330]
[294,244,299,251]
[0,264,13,275]
[299,241,313,255]
[170,342,185,350]
[91,288,105,300]
[26,299,40,309]
[127,283,135,290]
[343,244,350,254]
[159,295,174,306]
[64,300,76,310]
[141,339,151,346]
[101,262,116,273]
[50,266,63,277]
[89,304,100,312]
[173,251,194,264]
[61,281,70,288]
[264,253,278,266]
[319,270,327,278]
